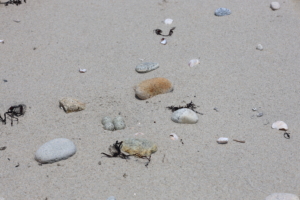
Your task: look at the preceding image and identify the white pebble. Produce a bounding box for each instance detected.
[160,38,167,45]
[217,137,228,144]
[270,2,280,10]
[79,68,87,73]
[163,18,173,25]
[256,44,263,51]
[188,59,200,67]
[170,133,179,140]
[107,196,116,200]
[266,193,299,200]
[135,62,159,73]
[171,108,198,124]
[0,40,4,43]
[35,138,76,164]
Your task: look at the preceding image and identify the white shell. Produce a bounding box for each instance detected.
[160,38,167,45]
[256,44,263,51]
[0,40,4,43]
[170,133,179,140]
[272,121,288,131]
[79,68,87,73]
[135,132,144,136]
[270,2,280,10]
[217,137,228,144]
[188,59,200,67]
[163,18,173,25]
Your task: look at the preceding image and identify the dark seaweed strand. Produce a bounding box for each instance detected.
[166,101,203,115]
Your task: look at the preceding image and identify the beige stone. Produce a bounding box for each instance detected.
[121,138,157,157]
[59,97,86,113]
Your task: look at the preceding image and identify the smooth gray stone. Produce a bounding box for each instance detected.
[113,116,126,130]
[102,116,115,131]
[107,196,116,200]
[135,62,159,73]
[171,108,198,124]
[215,8,231,16]
[35,138,76,164]
[266,193,299,200]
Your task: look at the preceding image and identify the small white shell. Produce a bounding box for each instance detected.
[163,18,173,25]
[0,40,4,43]
[134,132,144,136]
[188,59,200,67]
[256,44,263,51]
[270,2,280,10]
[272,121,288,131]
[217,137,228,144]
[160,38,167,45]
[170,133,179,140]
[79,68,87,73]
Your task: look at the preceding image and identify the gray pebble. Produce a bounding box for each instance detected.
[135,62,159,73]
[257,112,263,117]
[215,8,231,16]
[107,196,116,200]
[113,116,126,130]
[266,193,299,200]
[171,108,198,124]
[35,138,76,164]
[101,116,115,131]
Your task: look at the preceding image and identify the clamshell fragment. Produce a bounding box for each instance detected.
[170,133,179,140]
[163,18,173,25]
[188,59,200,67]
[272,121,288,131]
[160,38,167,45]
[217,137,228,144]
[79,68,87,73]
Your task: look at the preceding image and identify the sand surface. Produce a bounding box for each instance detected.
[1,0,300,199]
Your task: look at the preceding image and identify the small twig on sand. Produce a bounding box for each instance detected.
[233,139,245,143]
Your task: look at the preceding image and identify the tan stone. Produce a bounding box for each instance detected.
[121,138,157,157]
[59,97,86,113]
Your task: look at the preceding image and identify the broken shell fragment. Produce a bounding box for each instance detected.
[188,59,200,67]
[272,121,288,131]
[0,40,4,43]
[79,68,87,73]
[160,38,167,45]
[217,137,228,144]
[170,133,179,140]
[134,132,144,136]
[163,18,173,25]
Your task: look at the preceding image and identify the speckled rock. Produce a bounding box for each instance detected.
[121,138,157,157]
[266,193,299,200]
[59,97,85,113]
[215,8,231,16]
[135,62,159,73]
[113,116,126,130]
[134,77,173,100]
[101,116,115,131]
[171,108,198,124]
[35,138,76,164]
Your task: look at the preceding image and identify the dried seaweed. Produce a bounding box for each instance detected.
[0,0,26,6]
[167,101,203,115]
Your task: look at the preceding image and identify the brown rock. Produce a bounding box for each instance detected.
[134,77,173,100]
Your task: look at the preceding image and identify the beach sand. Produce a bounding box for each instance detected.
[1,0,300,199]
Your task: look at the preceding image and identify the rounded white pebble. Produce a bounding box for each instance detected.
[0,40,4,43]
[256,44,263,51]
[270,2,280,10]
[171,108,198,124]
[35,138,76,164]
[79,68,87,73]
[266,193,299,200]
[161,38,167,45]
[217,137,228,144]
[163,18,173,25]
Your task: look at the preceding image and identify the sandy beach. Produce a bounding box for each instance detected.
[1,0,300,199]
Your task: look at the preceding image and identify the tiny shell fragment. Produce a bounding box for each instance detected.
[79,68,87,73]
[217,137,228,144]
[188,59,200,67]
[0,40,4,43]
[161,38,167,45]
[170,133,179,140]
[256,44,263,51]
[163,18,173,25]
[272,121,288,131]
[135,132,145,136]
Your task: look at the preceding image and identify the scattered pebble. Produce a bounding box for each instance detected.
[160,38,167,45]
[135,62,159,73]
[217,137,228,144]
[215,8,231,16]
[170,133,179,140]
[213,107,219,112]
[101,116,115,131]
[13,19,20,23]
[79,68,87,73]
[3,79,8,82]
[252,108,257,111]
[270,2,280,10]
[59,97,86,113]
[121,138,157,157]
[0,40,4,43]
[266,193,299,200]
[0,146,7,150]
[134,77,173,100]
[113,116,126,130]
[35,138,76,164]
[272,121,288,131]
[163,18,173,25]
[171,108,198,124]
[256,44,263,51]
[107,196,116,200]
[257,112,263,117]
[188,59,200,67]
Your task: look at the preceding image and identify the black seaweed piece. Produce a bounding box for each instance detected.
[101,141,131,160]
[0,104,26,126]
[284,132,290,139]
[0,0,26,6]
[153,27,176,37]
[166,101,203,115]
